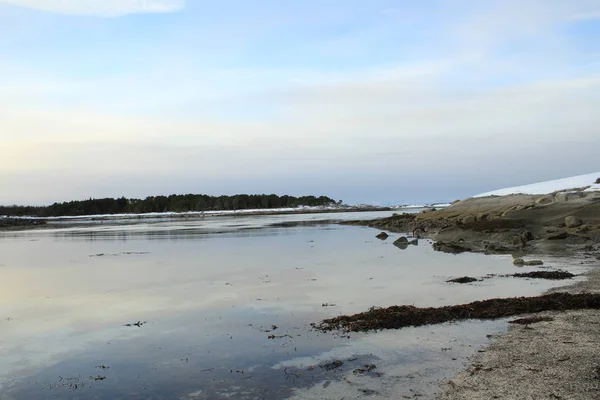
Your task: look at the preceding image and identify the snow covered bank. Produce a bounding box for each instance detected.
[1,204,390,221]
[475,172,600,197]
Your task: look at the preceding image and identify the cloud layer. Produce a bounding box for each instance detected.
[0,0,184,16]
[0,0,599,204]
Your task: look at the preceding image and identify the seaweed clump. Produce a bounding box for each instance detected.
[314,293,600,332]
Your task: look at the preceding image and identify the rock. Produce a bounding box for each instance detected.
[513,258,525,266]
[447,276,479,284]
[461,215,476,224]
[547,231,568,240]
[375,232,389,240]
[596,177,600,184]
[521,231,534,242]
[535,195,555,205]
[524,260,544,266]
[393,236,409,249]
[409,238,419,246]
[412,228,425,238]
[476,212,489,221]
[433,241,470,254]
[511,235,525,246]
[555,192,585,203]
[565,216,583,228]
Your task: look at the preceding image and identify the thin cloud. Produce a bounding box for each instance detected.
[0,0,184,16]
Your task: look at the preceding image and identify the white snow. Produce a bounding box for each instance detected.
[475,172,600,197]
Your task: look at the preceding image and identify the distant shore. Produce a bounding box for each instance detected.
[0,205,406,230]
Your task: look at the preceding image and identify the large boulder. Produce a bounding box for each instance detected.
[565,216,583,228]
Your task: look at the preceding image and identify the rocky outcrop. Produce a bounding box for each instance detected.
[375,232,389,240]
[351,189,600,256]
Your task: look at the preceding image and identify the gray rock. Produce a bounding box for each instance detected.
[565,216,583,228]
[476,212,489,221]
[524,260,544,266]
[461,215,476,224]
[409,238,419,246]
[521,231,534,242]
[536,195,555,205]
[393,236,408,244]
[375,232,389,240]
[511,235,525,246]
[513,258,525,266]
[547,231,568,240]
[555,192,585,202]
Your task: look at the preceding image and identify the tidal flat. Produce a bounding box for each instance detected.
[0,211,590,399]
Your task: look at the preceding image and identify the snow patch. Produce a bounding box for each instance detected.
[475,172,600,197]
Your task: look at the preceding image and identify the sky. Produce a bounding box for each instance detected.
[1,0,599,205]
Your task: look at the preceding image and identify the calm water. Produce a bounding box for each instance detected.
[0,211,590,399]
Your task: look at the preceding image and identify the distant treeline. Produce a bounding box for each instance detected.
[0,194,340,218]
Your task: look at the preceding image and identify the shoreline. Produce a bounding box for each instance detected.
[337,188,600,399]
[0,206,397,231]
[438,260,600,399]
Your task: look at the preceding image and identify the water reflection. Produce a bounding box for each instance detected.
[0,212,590,399]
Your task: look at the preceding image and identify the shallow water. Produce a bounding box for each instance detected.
[0,211,590,399]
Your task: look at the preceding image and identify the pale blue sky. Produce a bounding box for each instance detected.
[1,0,599,205]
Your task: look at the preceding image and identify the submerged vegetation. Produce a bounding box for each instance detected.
[0,194,339,217]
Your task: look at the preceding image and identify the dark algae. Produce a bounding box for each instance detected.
[314,293,600,332]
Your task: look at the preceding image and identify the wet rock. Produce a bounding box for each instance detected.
[447,276,479,284]
[433,241,470,254]
[524,260,544,266]
[514,259,544,266]
[375,232,389,240]
[409,238,419,245]
[565,216,583,228]
[509,316,553,325]
[521,231,534,242]
[596,177,600,184]
[393,241,409,250]
[413,228,425,238]
[547,231,568,240]
[393,236,408,245]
